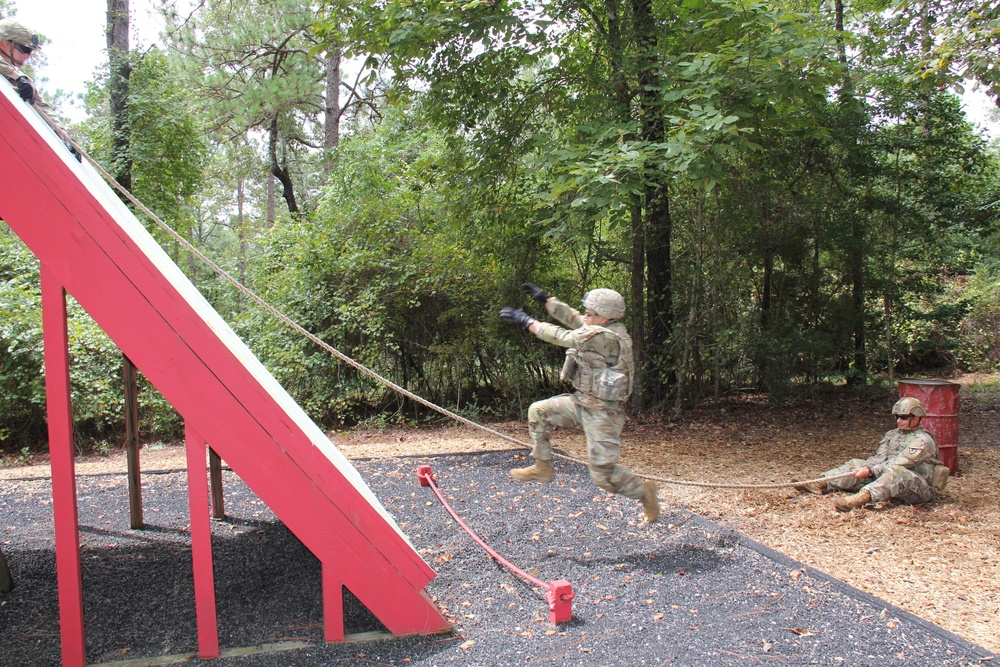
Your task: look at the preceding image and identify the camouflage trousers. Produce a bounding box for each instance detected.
[526,394,645,499]
[823,458,934,504]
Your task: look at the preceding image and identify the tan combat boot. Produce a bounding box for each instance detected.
[833,489,871,512]
[510,459,553,483]
[792,479,827,495]
[641,481,660,523]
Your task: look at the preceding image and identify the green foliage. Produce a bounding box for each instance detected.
[0,231,44,445]
[78,48,209,251]
[957,266,1000,371]
[236,105,563,424]
[0,228,182,452]
[878,0,1000,100]
[4,0,1000,451]
[168,0,330,215]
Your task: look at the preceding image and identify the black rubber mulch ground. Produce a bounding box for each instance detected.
[0,450,993,666]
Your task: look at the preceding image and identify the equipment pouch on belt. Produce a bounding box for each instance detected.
[593,367,628,402]
[562,339,630,403]
[931,464,950,491]
[560,349,578,384]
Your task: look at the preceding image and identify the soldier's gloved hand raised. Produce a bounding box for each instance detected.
[521,283,549,305]
[500,307,535,330]
[14,76,34,104]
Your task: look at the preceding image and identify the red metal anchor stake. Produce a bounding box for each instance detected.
[416,464,575,624]
[545,580,575,624]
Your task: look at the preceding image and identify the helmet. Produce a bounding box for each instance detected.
[582,288,626,320]
[891,397,926,418]
[0,19,39,50]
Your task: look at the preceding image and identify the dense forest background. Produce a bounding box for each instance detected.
[1,0,999,453]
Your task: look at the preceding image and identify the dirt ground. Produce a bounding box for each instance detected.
[3,374,998,655]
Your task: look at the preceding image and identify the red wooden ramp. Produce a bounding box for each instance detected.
[0,84,449,664]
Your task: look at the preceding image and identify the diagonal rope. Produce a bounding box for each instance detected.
[71,140,846,491]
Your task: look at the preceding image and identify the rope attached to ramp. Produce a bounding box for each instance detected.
[72,139,845,492]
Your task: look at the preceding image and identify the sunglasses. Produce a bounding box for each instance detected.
[13,43,33,56]
[895,414,914,420]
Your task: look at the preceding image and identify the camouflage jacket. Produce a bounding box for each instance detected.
[866,426,938,480]
[0,60,70,143]
[532,297,634,408]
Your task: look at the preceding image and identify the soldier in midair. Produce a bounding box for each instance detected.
[500,283,659,523]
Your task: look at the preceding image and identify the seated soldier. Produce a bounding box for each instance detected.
[796,397,943,512]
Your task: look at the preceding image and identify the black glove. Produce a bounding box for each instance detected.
[500,306,535,330]
[14,76,34,104]
[521,283,549,305]
[65,142,82,162]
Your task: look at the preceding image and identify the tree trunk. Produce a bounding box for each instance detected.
[106,0,131,191]
[603,0,652,405]
[835,0,867,383]
[761,226,774,331]
[629,198,645,409]
[324,47,342,173]
[267,172,276,225]
[237,177,247,288]
[108,0,141,529]
[269,116,299,214]
[849,219,867,381]
[633,0,673,402]
[644,186,672,400]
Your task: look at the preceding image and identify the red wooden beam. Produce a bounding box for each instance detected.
[185,426,220,658]
[323,564,345,643]
[41,266,86,667]
[0,82,449,653]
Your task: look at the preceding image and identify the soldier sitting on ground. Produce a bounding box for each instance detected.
[499,283,660,524]
[795,397,947,511]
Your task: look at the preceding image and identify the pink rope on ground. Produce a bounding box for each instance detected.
[416,465,574,624]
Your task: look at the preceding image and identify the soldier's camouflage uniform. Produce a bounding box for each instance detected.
[0,59,71,145]
[527,298,646,499]
[823,426,938,504]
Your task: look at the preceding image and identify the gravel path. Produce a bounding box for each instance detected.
[0,450,992,666]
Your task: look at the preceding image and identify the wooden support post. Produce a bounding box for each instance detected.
[41,266,87,667]
[322,563,345,643]
[0,546,14,593]
[185,426,220,659]
[209,447,225,519]
[123,355,143,529]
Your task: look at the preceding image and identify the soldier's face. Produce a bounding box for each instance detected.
[583,309,610,326]
[1,41,30,67]
[895,414,916,431]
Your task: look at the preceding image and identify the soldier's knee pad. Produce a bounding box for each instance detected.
[589,464,617,492]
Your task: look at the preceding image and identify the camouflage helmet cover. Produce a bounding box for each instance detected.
[892,396,926,417]
[0,19,39,49]
[582,288,626,320]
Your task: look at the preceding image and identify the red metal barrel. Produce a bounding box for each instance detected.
[898,378,960,473]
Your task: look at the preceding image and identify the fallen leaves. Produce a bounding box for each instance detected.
[314,386,1000,655]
